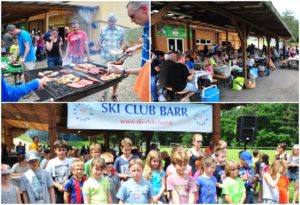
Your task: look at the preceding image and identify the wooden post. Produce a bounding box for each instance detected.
[225,30,229,48]
[151,25,156,50]
[144,131,153,157]
[4,126,13,151]
[44,12,49,33]
[257,36,260,49]
[212,104,221,151]
[266,36,271,58]
[192,29,196,51]
[48,104,57,158]
[275,37,279,51]
[186,24,191,50]
[104,132,110,150]
[242,23,247,80]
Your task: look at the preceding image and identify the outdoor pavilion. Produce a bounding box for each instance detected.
[2,1,98,35]
[1,103,227,157]
[151,1,293,80]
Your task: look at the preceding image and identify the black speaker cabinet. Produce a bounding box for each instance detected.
[236,116,257,142]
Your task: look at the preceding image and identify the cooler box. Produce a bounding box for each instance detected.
[250,67,259,78]
[232,77,244,91]
[201,85,220,102]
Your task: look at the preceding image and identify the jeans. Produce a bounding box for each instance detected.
[47,56,62,67]
[245,189,254,204]
[151,74,158,101]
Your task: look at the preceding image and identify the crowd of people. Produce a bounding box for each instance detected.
[2,1,150,102]
[151,42,299,102]
[1,134,298,204]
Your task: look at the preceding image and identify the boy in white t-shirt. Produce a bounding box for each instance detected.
[46,140,72,203]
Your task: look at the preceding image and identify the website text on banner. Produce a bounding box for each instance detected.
[67,103,212,132]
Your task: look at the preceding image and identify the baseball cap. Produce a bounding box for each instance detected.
[1,164,12,175]
[240,151,253,165]
[25,150,40,162]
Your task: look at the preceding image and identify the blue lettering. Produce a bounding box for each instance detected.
[160,107,167,116]
[125,104,133,114]
[149,106,156,115]
[182,108,188,117]
[101,103,108,113]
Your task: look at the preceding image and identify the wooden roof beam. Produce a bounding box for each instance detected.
[191,2,278,38]
[151,2,181,26]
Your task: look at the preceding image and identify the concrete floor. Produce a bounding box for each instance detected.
[221,66,299,102]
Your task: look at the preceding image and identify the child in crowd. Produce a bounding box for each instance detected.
[64,159,87,204]
[278,162,290,204]
[238,151,255,204]
[262,160,284,203]
[259,154,270,202]
[46,140,72,203]
[117,158,154,204]
[214,150,227,203]
[85,143,101,177]
[196,155,217,204]
[222,160,246,204]
[114,138,139,181]
[144,150,166,203]
[40,149,51,169]
[1,164,22,204]
[83,158,112,204]
[253,150,262,197]
[167,149,196,204]
[287,144,299,204]
[21,150,55,203]
[101,152,120,204]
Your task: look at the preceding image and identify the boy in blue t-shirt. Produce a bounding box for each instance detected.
[238,151,255,204]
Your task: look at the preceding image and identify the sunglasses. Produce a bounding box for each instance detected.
[196,140,203,143]
[231,168,239,171]
[105,162,114,166]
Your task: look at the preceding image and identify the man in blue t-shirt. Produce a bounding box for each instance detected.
[6,24,36,70]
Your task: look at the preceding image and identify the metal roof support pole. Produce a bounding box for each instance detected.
[212,104,221,151]
[151,25,156,50]
[48,103,58,158]
[186,23,191,50]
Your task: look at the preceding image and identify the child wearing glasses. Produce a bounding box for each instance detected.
[167,149,196,204]
[101,152,120,204]
[63,159,87,204]
[144,150,166,203]
[46,140,72,203]
[196,155,217,204]
[117,158,154,204]
[82,158,112,204]
[21,150,55,203]
[188,133,204,175]
[222,160,246,204]
[1,164,22,204]
[114,138,139,181]
[213,150,227,203]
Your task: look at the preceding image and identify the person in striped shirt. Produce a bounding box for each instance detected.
[63,159,87,204]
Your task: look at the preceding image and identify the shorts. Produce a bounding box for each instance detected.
[184,81,198,92]
[288,171,299,183]
[69,54,84,64]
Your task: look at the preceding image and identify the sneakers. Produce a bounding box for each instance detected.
[111,95,120,102]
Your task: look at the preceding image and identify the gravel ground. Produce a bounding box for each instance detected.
[14,50,141,102]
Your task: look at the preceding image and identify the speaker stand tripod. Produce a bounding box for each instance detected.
[244,138,251,151]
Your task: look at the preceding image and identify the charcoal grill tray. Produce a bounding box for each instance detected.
[24,66,104,101]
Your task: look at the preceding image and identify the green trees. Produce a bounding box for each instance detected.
[221,104,299,147]
[281,10,299,42]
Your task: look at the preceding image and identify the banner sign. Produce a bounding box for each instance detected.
[67,103,213,132]
[156,25,193,38]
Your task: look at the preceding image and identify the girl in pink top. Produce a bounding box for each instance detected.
[204,59,214,77]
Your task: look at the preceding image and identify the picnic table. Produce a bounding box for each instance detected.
[1,56,24,85]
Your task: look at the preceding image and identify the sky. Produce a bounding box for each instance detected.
[272,0,299,19]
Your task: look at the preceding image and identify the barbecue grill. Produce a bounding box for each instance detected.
[23,63,127,101]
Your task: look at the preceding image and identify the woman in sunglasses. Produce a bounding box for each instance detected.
[188,133,204,175]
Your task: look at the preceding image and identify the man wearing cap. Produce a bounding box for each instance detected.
[65,20,90,64]
[6,24,36,70]
[238,151,255,204]
[20,150,55,203]
[97,13,126,102]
